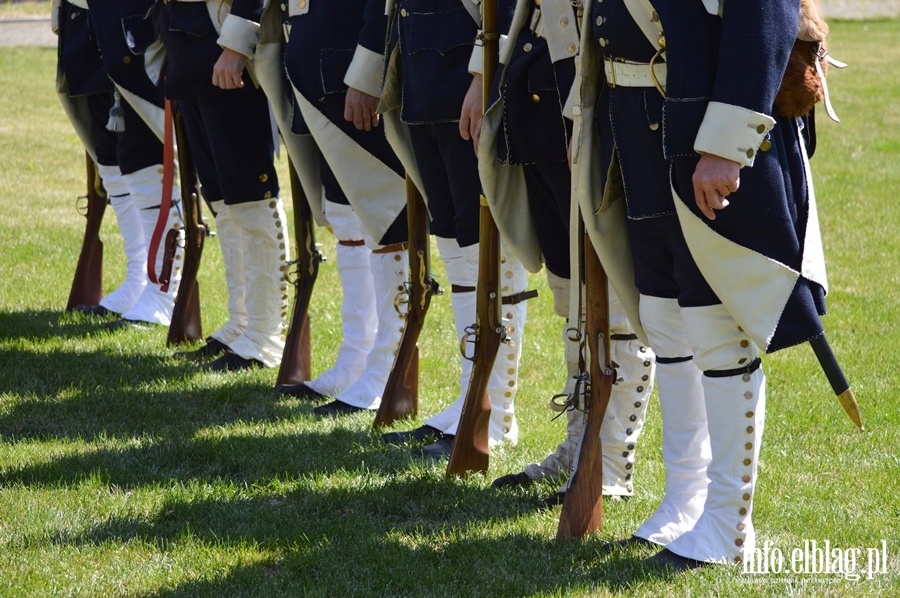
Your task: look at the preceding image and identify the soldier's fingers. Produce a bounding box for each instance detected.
[459,111,471,141]
[361,107,373,132]
[344,99,355,123]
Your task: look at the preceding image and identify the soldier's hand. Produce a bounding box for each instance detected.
[212,48,247,90]
[459,73,483,152]
[344,87,380,131]
[692,154,740,220]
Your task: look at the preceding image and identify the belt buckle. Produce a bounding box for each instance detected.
[604,55,616,88]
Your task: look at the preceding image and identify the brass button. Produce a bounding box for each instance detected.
[523,43,533,52]
[743,458,752,466]
[567,43,577,53]
[756,124,766,134]
[737,523,746,531]
[629,415,637,422]
[735,538,744,547]
[658,35,666,49]
[503,415,512,422]
[507,368,515,375]
[745,391,753,399]
[746,426,754,434]
[534,0,541,4]
[123,56,132,64]
[651,11,659,22]
[264,191,273,199]
[625,462,633,470]
[260,173,269,183]
[531,93,540,103]
[746,148,755,159]
[746,412,754,419]
[743,493,751,501]
[643,360,651,367]
[269,200,277,208]
[626,428,633,435]
[741,474,751,483]
[649,122,659,131]
[560,17,569,27]
[508,380,515,387]
[760,139,772,152]
[740,339,749,348]
[641,375,649,381]
[739,507,748,516]
[636,386,644,393]
[280,3,286,10]
[634,401,642,408]
[742,374,751,382]
[500,256,507,263]
[745,442,753,450]
[400,8,407,16]
[597,38,607,48]
[622,451,629,458]
[627,443,635,450]
[595,16,603,26]
[504,391,512,397]
[299,0,306,8]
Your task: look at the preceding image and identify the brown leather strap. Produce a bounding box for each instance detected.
[502,289,538,305]
[451,284,476,294]
[371,242,409,254]
[337,239,366,247]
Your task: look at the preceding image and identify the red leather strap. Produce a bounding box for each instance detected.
[147,98,176,292]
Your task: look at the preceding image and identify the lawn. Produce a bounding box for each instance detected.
[0,19,898,598]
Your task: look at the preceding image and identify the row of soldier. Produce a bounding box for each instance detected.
[55,0,834,571]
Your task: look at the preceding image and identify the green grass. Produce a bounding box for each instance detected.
[0,1,51,19]
[1,20,899,597]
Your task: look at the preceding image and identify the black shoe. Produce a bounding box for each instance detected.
[599,536,656,554]
[416,436,455,460]
[275,383,328,401]
[646,548,708,572]
[543,491,566,508]
[105,318,151,331]
[381,425,446,445]
[491,471,534,489]
[205,350,263,372]
[177,338,229,361]
[73,304,116,317]
[313,400,366,417]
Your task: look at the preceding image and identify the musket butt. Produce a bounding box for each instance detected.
[837,388,864,432]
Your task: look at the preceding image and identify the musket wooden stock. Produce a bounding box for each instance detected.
[445,0,502,477]
[167,105,205,345]
[374,176,438,427]
[67,154,108,311]
[446,198,501,477]
[276,157,321,386]
[557,232,612,539]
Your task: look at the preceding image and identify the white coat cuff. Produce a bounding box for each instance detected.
[51,0,61,34]
[218,14,260,58]
[468,41,484,75]
[343,44,385,98]
[694,101,775,168]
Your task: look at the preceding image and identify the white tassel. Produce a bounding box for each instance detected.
[106,90,126,133]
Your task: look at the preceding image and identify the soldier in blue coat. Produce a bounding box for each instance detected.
[374,0,534,459]
[55,0,183,327]
[280,0,412,416]
[572,0,828,568]
[157,0,290,371]
[479,0,655,503]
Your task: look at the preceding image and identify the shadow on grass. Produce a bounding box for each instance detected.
[0,308,137,343]
[41,478,670,595]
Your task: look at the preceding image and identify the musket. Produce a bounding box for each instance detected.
[276,156,323,386]
[557,227,613,539]
[374,176,441,427]
[166,101,207,345]
[446,0,503,477]
[66,153,108,311]
[809,334,864,431]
